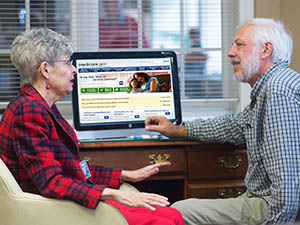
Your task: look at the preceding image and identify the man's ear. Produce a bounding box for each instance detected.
[38,61,50,79]
[261,42,273,59]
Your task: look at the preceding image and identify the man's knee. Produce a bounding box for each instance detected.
[171,197,246,225]
[171,198,192,214]
[171,198,201,225]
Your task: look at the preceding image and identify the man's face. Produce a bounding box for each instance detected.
[227,24,261,84]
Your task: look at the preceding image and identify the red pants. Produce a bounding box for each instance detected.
[106,200,185,225]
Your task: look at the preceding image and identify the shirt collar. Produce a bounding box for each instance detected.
[20,84,79,146]
[20,84,53,111]
[250,61,289,100]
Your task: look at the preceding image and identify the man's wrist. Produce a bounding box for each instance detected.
[173,124,186,138]
[180,124,186,137]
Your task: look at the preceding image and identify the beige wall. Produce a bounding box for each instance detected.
[255,0,300,72]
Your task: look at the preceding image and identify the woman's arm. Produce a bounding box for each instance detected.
[100,162,171,210]
[13,101,108,209]
[143,78,158,93]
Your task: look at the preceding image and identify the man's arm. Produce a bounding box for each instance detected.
[262,93,300,224]
[184,109,249,145]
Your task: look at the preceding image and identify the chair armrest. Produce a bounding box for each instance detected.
[6,191,128,225]
[119,183,139,193]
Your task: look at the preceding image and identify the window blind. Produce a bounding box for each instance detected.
[0,0,240,105]
[0,0,70,102]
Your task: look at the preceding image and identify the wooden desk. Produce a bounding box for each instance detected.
[79,140,247,204]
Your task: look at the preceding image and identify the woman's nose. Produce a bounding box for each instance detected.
[71,65,77,73]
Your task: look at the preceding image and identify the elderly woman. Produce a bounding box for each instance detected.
[0,28,184,225]
[134,72,160,92]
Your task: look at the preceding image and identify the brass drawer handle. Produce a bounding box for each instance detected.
[218,155,243,170]
[218,188,243,198]
[148,154,170,164]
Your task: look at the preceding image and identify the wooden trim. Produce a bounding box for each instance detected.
[79,139,204,149]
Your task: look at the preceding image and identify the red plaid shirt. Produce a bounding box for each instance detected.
[0,84,121,209]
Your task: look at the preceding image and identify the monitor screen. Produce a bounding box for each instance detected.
[71,51,181,131]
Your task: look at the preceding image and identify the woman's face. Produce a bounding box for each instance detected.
[136,75,145,83]
[131,79,138,87]
[48,54,76,97]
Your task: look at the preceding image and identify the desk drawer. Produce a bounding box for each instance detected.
[187,147,247,180]
[80,147,185,173]
[186,180,246,199]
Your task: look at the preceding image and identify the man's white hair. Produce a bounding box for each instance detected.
[238,18,293,65]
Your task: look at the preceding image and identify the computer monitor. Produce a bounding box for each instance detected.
[71,51,181,139]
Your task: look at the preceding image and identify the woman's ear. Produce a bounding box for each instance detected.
[38,61,50,79]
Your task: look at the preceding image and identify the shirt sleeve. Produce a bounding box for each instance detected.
[184,108,249,145]
[13,101,113,209]
[89,165,122,189]
[262,92,300,224]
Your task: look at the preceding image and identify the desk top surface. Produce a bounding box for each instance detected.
[79,139,204,148]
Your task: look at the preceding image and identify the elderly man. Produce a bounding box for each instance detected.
[145,18,300,224]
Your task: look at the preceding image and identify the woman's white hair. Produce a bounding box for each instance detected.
[10,28,72,85]
[238,18,293,64]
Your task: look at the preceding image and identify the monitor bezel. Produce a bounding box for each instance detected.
[71,51,182,131]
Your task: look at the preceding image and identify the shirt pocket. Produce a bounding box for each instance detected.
[243,120,262,162]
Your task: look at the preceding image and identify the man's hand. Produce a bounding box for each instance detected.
[145,116,186,138]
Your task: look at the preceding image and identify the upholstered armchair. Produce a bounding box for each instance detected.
[0,158,138,225]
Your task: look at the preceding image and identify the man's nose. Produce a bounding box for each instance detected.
[227,46,236,58]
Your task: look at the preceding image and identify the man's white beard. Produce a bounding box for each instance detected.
[235,47,260,83]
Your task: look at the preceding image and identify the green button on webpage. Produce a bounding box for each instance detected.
[114,87,131,92]
[81,88,98,93]
[99,87,113,93]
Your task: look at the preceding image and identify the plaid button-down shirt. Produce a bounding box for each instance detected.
[185,61,300,224]
[0,84,121,209]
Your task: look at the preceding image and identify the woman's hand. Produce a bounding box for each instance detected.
[102,188,170,211]
[145,116,186,138]
[121,162,171,183]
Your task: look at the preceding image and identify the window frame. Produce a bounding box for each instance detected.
[0,0,254,120]
[60,0,253,120]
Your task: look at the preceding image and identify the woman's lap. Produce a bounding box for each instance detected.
[105,200,184,225]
